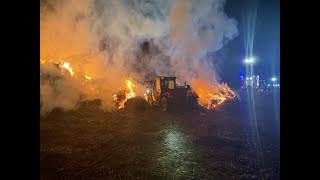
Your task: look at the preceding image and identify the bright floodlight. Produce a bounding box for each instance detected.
[244,57,255,64]
[271,77,277,82]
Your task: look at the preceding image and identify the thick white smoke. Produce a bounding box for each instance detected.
[40,0,238,114]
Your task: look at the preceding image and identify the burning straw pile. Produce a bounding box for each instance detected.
[40,0,239,114]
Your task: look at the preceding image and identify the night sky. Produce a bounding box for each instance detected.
[220,0,279,88]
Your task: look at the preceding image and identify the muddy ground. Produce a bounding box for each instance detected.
[40,90,280,180]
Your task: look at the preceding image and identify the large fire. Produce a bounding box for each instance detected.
[41,58,138,109]
[41,58,235,110]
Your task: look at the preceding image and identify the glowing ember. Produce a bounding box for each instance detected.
[40,59,46,64]
[62,62,74,76]
[84,75,92,80]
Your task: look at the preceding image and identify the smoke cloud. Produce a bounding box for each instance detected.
[40,0,238,114]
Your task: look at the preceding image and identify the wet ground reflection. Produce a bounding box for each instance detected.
[154,124,198,179]
[41,94,280,179]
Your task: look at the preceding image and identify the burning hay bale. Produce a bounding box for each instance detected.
[112,78,138,109]
[195,82,238,110]
[112,90,127,109]
[124,97,149,112]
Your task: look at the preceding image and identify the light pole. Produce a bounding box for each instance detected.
[244,57,255,77]
[244,57,255,88]
[244,57,255,64]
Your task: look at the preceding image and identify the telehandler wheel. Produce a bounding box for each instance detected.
[161,97,168,112]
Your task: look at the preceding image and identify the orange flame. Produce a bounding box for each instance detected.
[194,81,236,109]
[40,58,96,85]
[62,62,74,76]
[40,59,75,77]
[125,78,136,99]
[41,57,235,110]
[84,75,91,80]
[113,78,137,109]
